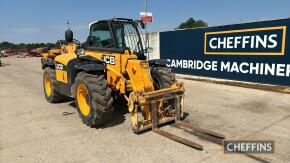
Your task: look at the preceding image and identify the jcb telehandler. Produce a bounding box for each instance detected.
[41,18,224,150]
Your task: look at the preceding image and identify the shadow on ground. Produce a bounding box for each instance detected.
[68,100,127,129]
[66,99,190,132]
[0,63,10,67]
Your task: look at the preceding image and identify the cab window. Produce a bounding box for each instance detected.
[90,23,114,48]
[112,23,143,53]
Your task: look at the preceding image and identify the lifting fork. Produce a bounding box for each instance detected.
[151,96,225,150]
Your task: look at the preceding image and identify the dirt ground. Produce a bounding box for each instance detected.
[0,57,290,163]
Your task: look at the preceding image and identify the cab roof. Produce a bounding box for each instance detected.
[88,18,135,29]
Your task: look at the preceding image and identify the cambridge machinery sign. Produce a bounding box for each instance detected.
[160,18,290,86]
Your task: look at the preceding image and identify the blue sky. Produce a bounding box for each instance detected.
[0,0,289,43]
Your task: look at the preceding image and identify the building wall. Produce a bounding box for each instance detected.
[149,18,290,86]
[148,32,160,59]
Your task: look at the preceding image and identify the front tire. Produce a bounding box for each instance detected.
[150,66,176,90]
[74,72,114,127]
[150,66,177,111]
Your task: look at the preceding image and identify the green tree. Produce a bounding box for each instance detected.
[0,41,56,50]
[178,18,208,29]
[0,41,15,50]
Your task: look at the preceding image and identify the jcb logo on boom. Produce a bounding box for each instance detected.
[102,55,115,65]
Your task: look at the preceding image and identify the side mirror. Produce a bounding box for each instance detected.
[135,20,146,29]
[145,47,153,53]
[140,21,146,29]
[65,29,73,43]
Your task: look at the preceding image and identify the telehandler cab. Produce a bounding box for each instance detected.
[41,18,224,150]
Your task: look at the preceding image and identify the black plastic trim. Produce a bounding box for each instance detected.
[41,58,55,69]
[55,81,72,97]
[66,56,106,85]
[85,47,124,53]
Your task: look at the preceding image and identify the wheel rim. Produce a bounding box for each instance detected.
[77,83,90,116]
[44,74,52,97]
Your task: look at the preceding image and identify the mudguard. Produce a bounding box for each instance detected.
[149,59,170,67]
[67,56,105,85]
[75,63,105,72]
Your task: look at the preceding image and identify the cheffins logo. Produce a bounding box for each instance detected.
[204,26,286,55]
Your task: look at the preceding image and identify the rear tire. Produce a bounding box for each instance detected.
[74,72,114,127]
[150,66,176,89]
[43,68,67,103]
[151,66,177,111]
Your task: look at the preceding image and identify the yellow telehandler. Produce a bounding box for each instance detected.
[41,18,224,150]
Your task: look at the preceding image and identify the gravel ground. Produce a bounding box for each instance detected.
[0,57,289,163]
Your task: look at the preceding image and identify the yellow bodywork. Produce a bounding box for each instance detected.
[43,43,184,132]
[43,44,77,84]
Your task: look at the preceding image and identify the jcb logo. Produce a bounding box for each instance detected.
[103,55,115,65]
[56,63,64,70]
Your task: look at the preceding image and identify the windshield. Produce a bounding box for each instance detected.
[90,22,114,48]
[112,22,144,53]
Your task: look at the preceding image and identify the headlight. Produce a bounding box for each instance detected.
[75,48,85,56]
